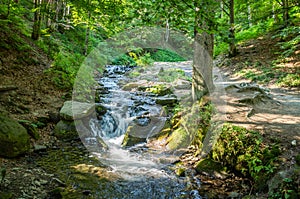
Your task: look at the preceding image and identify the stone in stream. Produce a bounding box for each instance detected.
[59,101,95,121]
[0,113,31,157]
[154,95,178,106]
[122,116,167,147]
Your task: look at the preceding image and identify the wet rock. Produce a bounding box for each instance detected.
[0,114,31,157]
[122,117,167,147]
[155,96,178,106]
[60,101,95,121]
[54,120,78,140]
[122,126,147,147]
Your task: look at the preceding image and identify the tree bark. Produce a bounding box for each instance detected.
[282,0,290,26]
[32,0,42,40]
[192,1,215,101]
[229,0,237,57]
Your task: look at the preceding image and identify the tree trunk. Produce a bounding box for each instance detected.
[247,5,252,27]
[31,0,42,40]
[229,0,237,57]
[192,1,215,101]
[84,11,91,56]
[282,0,290,26]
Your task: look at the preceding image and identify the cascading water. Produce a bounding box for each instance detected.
[86,65,202,199]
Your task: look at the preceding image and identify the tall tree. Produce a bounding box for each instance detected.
[32,0,42,40]
[228,0,237,56]
[192,0,217,101]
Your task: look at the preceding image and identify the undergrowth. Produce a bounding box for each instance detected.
[210,124,280,190]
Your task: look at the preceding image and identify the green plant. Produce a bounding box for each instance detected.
[269,178,299,199]
[277,74,300,87]
[212,124,278,185]
[150,49,186,62]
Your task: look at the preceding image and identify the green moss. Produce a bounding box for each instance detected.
[211,124,279,186]
[0,114,31,157]
[146,84,173,96]
[166,127,190,150]
[195,158,223,173]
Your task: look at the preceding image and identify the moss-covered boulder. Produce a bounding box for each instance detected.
[146,84,173,96]
[54,120,78,140]
[0,114,31,158]
[166,127,190,150]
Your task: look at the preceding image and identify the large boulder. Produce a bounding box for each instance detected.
[0,114,31,157]
[60,101,95,121]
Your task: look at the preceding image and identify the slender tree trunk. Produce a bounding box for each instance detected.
[282,0,290,26]
[32,0,42,40]
[229,0,237,57]
[84,10,91,56]
[192,1,215,101]
[247,5,252,27]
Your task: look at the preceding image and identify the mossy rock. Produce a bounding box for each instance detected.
[54,120,78,140]
[0,114,31,158]
[60,101,95,121]
[195,158,223,173]
[122,126,147,147]
[166,127,190,150]
[18,120,40,140]
[146,84,173,96]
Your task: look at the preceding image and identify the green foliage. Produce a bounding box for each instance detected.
[273,26,300,57]
[212,124,279,184]
[46,51,85,89]
[269,177,299,199]
[214,42,229,56]
[150,49,186,62]
[277,74,300,87]
[111,54,136,66]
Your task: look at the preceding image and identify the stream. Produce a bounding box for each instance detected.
[85,65,202,199]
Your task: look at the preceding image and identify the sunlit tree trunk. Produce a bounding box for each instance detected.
[247,5,252,27]
[192,1,215,101]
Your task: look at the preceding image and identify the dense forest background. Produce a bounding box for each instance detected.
[1,0,299,90]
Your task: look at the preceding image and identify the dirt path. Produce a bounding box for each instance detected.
[148,61,300,165]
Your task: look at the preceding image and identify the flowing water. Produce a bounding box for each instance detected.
[85,65,202,199]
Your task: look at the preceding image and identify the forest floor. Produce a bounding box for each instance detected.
[0,32,299,198]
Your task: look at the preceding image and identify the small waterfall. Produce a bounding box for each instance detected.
[85,65,199,199]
